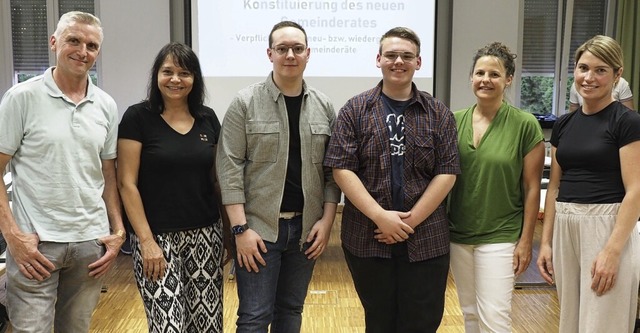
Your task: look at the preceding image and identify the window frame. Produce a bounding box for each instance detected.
[519,0,617,116]
[3,0,98,86]
[0,1,14,92]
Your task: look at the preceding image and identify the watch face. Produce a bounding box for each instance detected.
[232,224,247,235]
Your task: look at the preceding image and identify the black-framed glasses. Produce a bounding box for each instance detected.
[272,44,307,55]
[382,51,417,62]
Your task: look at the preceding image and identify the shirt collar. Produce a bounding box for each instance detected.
[43,67,95,104]
[368,80,427,112]
[265,71,308,102]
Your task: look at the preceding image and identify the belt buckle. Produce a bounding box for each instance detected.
[279,212,301,219]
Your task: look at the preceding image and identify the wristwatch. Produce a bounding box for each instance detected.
[231,224,249,236]
[114,229,126,241]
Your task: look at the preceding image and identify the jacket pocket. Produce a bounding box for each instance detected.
[310,122,331,163]
[246,121,280,162]
[413,135,435,171]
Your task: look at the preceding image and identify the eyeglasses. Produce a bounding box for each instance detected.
[382,51,418,62]
[272,44,307,55]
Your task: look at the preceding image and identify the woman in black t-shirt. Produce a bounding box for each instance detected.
[117,42,229,333]
[537,35,640,333]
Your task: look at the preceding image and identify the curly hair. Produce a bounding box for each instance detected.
[470,42,517,78]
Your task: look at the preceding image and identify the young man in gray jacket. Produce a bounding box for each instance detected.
[216,21,340,332]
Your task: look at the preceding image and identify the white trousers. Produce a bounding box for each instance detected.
[450,242,516,333]
[553,202,640,333]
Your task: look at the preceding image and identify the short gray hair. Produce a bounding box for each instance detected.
[53,11,103,43]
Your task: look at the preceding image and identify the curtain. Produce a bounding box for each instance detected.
[616,0,639,110]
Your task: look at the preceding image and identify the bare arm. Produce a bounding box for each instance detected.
[537,146,561,284]
[621,99,634,111]
[514,142,545,276]
[102,158,124,235]
[400,174,456,229]
[0,153,55,280]
[114,138,166,281]
[88,158,125,278]
[590,140,640,295]
[332,168,412,243]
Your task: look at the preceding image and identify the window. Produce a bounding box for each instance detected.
[520,0,612,115]
[9,0,96,84]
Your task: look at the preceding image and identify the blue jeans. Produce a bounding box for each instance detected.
[235,217,315,333]
[6,240,105,333]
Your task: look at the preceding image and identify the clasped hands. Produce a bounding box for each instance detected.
[373,210,414,244]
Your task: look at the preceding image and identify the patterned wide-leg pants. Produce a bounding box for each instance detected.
[132,223,224,333]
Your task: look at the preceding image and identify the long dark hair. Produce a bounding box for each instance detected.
[147,42,208,118]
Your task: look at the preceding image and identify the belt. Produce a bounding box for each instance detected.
[279,211,302,219]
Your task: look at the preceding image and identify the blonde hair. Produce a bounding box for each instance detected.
[574,35,623,72]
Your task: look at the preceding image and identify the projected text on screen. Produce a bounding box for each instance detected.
[197,0,435,78]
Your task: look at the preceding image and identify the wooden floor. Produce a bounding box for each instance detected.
[87,216,559,333]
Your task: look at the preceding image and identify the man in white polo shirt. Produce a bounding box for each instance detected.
[0,11,124,333]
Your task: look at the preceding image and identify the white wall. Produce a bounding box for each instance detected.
[449,0,523,111]
[96,0,171,117]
